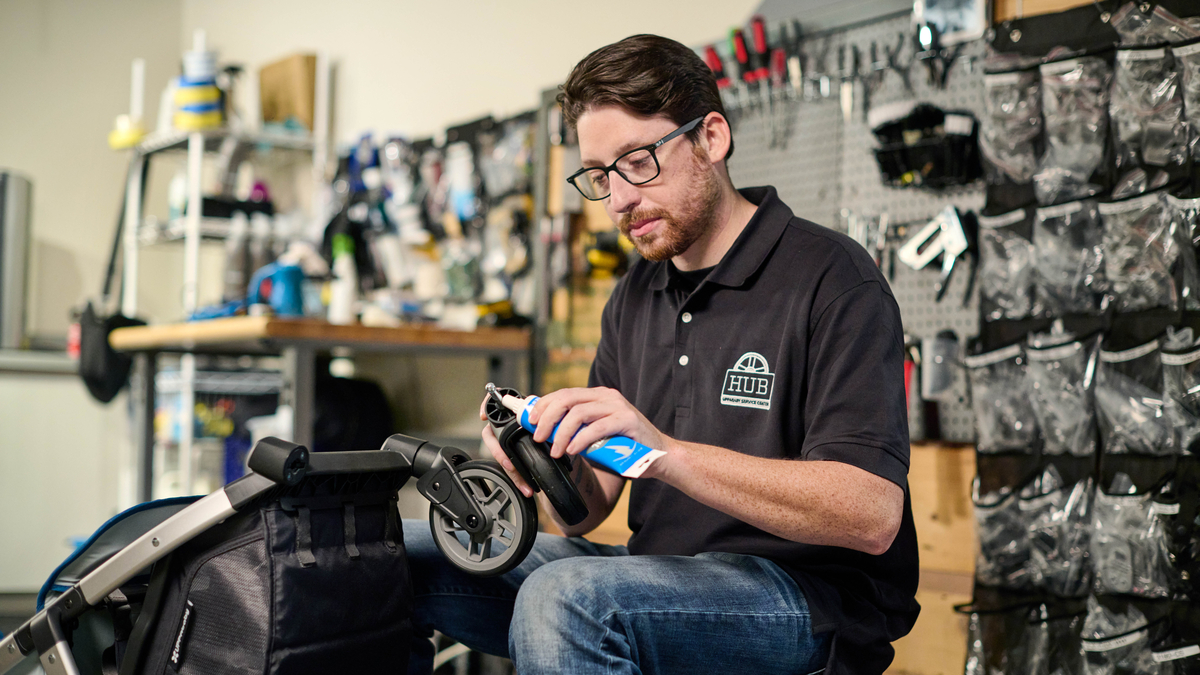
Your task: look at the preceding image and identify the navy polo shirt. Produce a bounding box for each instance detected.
[588,186,920,675]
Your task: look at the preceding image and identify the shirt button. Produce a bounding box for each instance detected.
[681,312,693,323]
[678,355,689,366]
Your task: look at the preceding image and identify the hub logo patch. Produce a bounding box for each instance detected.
[721,352,774,410]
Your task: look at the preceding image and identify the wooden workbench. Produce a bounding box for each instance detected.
[110,316,531,501]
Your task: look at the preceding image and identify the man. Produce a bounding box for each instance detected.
[403,34,918,675]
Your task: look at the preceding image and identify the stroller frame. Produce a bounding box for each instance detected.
[0,433,521,675]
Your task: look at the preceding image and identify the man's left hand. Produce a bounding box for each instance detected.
[527,386,671,461]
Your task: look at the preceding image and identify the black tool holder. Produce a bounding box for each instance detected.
[485,386,590,527]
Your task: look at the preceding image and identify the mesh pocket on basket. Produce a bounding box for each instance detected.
[1033,200,1106,315]
[172,538,270,675]
[966,343,1039,453]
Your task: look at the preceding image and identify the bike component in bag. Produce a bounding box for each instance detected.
[964,343,1039,453]
[1026,336,1099,456]
[1096,339,1175,455]
[1032,199,1106,314]
[1034,56,1112,205]
[981,67,1043,185]
[1091,472,1180,597]
[1100,191,1193,312]
[1023,465,1094,597]
[1110,45,1188,179]
[977,207,1038,320]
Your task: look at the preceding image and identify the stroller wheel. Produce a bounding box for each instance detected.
[429,460,538,576]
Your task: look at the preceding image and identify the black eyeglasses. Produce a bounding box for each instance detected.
[566,116,706,201]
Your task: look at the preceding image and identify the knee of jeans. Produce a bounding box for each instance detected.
[511,558,613,633]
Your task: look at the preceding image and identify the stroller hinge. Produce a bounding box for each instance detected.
[343,503,360,560]
[295,506,316,567]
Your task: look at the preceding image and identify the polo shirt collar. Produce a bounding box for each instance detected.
[648,186,792,291]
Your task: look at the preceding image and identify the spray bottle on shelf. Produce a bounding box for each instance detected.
[488,384,665,479]
[327,233,358,325]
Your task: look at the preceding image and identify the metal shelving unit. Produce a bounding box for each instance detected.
[119,54,332,499]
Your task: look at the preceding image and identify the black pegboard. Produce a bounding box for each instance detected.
[727,12,986,443]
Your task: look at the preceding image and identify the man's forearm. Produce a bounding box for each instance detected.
[645,440,904,555]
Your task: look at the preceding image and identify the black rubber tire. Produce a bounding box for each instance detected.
[512,435,590,527]
[428,460,538,577]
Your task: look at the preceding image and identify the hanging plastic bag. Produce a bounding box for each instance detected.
[1023,465,1094,596]
[1032,200,1105,315]
[974,480,1036,589]
[1165,194,1200,310]
[1091,472,1179,597]
[978,208,1038,320]
[1110,46,1189,176]
[1177,38,1200,159]
[1027,336,1099,456]
[1034,56,1112,205]
[981,67,1044,185]
[1081,595,1163,675]
[965,343,1039,453]
[1016,603,1086,675]
[1099,192,1179,312]
[962,595,1037,675]
[1161,342,1200,455]
[1096,339,1175,455]
[1111,2,1200,45]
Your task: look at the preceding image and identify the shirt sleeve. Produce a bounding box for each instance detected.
[587,280,623,390]
[801,280,910,489]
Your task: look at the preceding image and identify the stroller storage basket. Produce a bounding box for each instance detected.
[0,435,537,675]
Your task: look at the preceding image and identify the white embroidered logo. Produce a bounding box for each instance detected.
[720,352,775,410]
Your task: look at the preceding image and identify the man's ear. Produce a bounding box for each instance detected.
[698,112,732,165]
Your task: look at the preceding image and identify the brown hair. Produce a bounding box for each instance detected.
[558,34,733,160]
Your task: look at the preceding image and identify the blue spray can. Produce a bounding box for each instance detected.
[500,394,665,479]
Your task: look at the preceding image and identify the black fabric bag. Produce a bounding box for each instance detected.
[79,301,145,404]
[78,157,147,404]
[123,473,412,675]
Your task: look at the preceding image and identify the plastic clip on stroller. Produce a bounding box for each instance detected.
[0,434,537,675]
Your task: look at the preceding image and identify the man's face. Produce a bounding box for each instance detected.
[576,106,721,262]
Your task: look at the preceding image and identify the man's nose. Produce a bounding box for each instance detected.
[607,171,640,213]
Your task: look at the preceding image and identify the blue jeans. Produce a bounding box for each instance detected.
[403,519,830,675]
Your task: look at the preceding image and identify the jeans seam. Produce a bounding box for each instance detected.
[602,609,810,619]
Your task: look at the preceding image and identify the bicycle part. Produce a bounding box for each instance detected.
[429,460,538,577]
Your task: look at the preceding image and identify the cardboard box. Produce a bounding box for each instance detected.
[259,53,317,131]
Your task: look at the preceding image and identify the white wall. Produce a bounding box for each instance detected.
[0,368,130,592]
[182,0,762,143]
[0,0,183,339]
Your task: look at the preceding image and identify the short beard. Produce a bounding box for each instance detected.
[618,144,722,262]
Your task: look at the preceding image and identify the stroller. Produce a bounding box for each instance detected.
[0,434,538,675]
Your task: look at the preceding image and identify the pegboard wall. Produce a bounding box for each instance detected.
[727,12,986,442]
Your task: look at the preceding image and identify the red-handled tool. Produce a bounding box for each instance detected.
[704,45,730,90]
[749,15,770,84]
[729,28,751,83]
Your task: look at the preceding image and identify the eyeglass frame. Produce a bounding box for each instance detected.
[565,115,707,201]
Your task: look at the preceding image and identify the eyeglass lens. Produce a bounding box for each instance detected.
[577,148,658,200]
